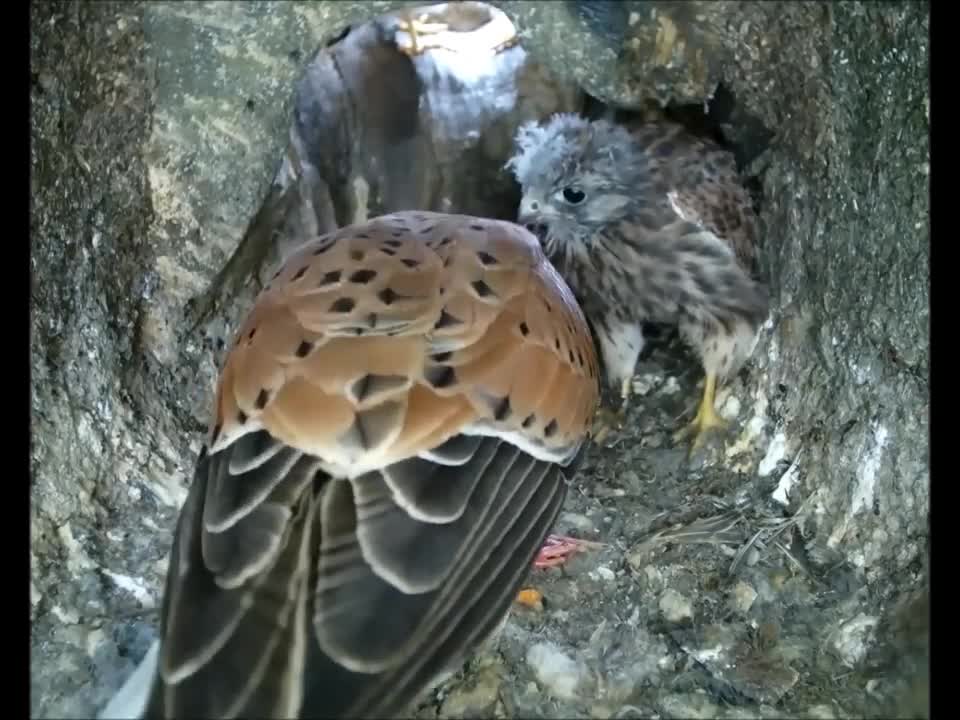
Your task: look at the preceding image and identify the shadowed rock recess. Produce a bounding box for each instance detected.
[30,1,928,718]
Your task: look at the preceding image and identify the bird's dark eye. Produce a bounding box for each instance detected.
[562,187,586,204]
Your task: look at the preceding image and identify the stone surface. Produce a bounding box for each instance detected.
[659,588,695,623]
[31,1,928,719]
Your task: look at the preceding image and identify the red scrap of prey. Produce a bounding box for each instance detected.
[533,534,596,568]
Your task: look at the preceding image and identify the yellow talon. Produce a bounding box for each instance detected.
[673,372,728,453]
[395,12,450,56]
[591,404,625,444]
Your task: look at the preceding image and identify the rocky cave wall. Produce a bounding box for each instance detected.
[30,2,928,718]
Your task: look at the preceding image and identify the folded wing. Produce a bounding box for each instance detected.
[145,211,600,719]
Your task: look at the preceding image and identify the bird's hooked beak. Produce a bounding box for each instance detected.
[517,195,549,243]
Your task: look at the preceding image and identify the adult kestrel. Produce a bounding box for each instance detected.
[506,113,769,452]
[138,211,600,718]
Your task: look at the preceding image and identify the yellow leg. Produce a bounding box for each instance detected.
[673,372,728,452]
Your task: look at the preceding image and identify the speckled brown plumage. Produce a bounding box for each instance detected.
[144,211,599,719]
[506,113,769,450]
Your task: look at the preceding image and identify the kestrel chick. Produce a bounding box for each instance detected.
[141,211,599,718]
[506,113,769,452]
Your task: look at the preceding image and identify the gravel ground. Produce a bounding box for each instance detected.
[412,332,879,720]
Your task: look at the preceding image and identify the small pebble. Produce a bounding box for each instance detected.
[591,566,616,582]
[632,374,659,395]
[831,614,878,667]
[659,692,718,719]
[721,395,742,420]
[661,377,681,395]
[85,628,106,658]
[560,512,594,532]
[51,605,80,625]
[659,588,694,622]
[731,581,758,613]
[526,642,584,700]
